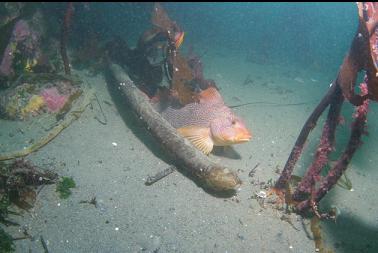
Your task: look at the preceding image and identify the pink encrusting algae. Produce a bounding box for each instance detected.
[40,87,68,112]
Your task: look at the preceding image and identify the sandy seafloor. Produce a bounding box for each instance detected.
[2,49,378,253]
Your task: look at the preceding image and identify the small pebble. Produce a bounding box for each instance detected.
[112,142,118,147]
[256,190,267,198]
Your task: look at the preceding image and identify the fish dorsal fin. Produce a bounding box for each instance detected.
[199,87,224,104]
[177,126,214,155]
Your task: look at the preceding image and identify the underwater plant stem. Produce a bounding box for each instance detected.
[296,94,369,214]
[40,235,49,253]
[108,63,241,191]
[275,81,338,190]
[12,236,31,241]
[0,87,93,161]
[229,100,317,108]
[293,84,344,201]
[60,2,74,75]
[145,165,176,185]
[93,92,107,125]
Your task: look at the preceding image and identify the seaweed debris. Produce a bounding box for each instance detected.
[56,176,75,199]
[0,227,14,253]
[0,159,57,252]
[0,159,58,213]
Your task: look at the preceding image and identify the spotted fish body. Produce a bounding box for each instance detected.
[160,87,252,154]
[162,91,228,128]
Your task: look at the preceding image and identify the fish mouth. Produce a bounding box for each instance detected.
[234,131,252,143]
[216,132,252,145]
[236,138,251,143]
[218,136,251,145]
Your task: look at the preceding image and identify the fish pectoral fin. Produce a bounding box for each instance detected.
[177,126,214,155]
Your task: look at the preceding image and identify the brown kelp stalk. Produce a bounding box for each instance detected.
[296,83,369,214]
[274,2,378,216]
[292,84,344,201]
[274,82,338,190]
[60,2,74,75]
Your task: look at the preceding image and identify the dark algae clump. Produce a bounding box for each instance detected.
[0,227,15,253]
[0,159,58,252]
[56,177,76,199]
